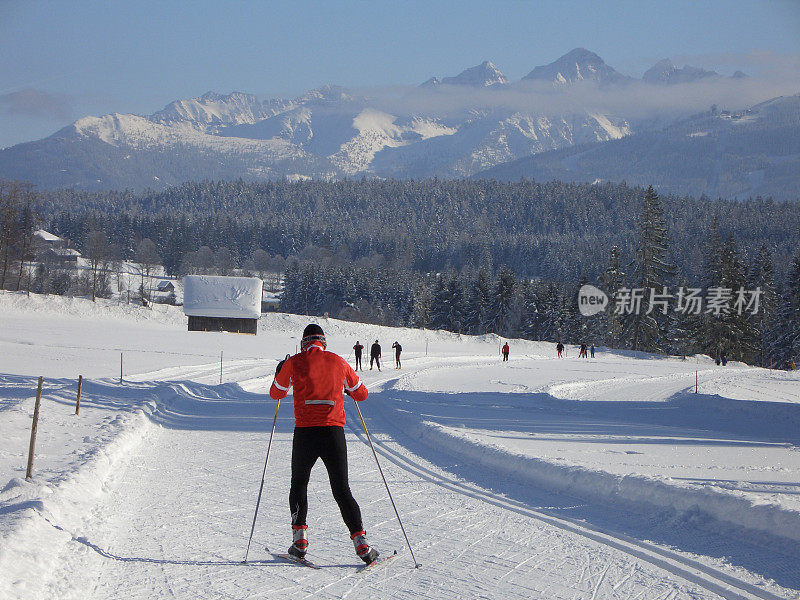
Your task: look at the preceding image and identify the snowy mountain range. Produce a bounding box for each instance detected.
[477,94,800,201]
[0,48,795,199]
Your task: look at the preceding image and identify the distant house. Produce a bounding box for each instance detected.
[183,275,263,335]
[33,229,68,250]
[42,248,81,266]
[261,290,280,312]
[156,280,175,293]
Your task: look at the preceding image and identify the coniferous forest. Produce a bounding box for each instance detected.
[3,177,800,368]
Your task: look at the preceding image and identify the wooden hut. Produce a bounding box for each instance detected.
[183,275,263,335]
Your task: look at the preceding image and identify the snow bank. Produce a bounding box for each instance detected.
[0,290,186,327]
[374,399,800,545]
[0,395,157,599]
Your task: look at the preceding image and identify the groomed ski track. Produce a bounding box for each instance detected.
[6,355,797,600]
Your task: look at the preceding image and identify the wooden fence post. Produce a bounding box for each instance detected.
[75,375,83,415]
[26,377,44,480]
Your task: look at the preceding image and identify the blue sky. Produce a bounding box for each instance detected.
[1,0,799,148]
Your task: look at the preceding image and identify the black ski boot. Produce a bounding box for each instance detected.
[351,530,379,564]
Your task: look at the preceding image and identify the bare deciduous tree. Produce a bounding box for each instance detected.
[86,230,112,301]
[136,238,161,306]
[0,181,21,290]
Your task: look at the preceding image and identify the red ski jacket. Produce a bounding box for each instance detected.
[269,342,368,427]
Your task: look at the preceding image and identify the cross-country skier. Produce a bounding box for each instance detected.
[269,324,380,564]
[391,341,402,369]
[370,340,381,371]
[353,341,364,371]
[590,344,595,358]
[579,343,588,358]
[502,342,510,362]
[556,342,564,358]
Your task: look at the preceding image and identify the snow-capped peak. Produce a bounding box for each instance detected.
[420,76,441,89]
[441,61,509,87]
[151,91,273,127]
[523,48,630,85]
[642,59,718,84]
[299,84,354,104]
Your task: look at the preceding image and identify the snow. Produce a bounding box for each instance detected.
[1,291,800,599]
[590,113,630,140]
[182,275,262,319]
[33,230,62,242]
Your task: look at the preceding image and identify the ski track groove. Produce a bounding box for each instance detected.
[19,354,797,600]
[348,365,794,600]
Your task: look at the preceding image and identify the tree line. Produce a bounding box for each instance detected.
[1,177,798,367]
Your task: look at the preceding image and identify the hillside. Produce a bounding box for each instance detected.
[477,95,800,201]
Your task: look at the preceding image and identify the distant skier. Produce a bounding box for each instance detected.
[721,350,728,366]
[502,342,510,362]
[391,341,402,369]
[370,340,381,371]
[556,342,564,358]
[579,343,588,358]
[269,324,380,564]
[353,341,364,371]
[590,344,595,358]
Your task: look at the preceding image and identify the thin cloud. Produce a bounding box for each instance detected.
[669,50,800,79]
[352,72,800,123]
[0,89,74,120]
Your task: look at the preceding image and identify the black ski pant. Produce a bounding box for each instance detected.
[395,352,401,368]
[354,352,362,370]
[370,355,380,369]
[290,426,363,535]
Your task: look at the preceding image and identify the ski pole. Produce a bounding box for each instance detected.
[243,396,281,563]
[350,397,421,568]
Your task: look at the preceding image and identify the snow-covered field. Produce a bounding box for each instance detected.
[1,291,799,600]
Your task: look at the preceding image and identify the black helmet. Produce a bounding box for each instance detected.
[301,323,326,351]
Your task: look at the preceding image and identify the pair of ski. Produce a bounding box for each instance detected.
[270,549,398,572]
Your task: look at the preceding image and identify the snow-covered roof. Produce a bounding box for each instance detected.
[182,275,262,319]
[49,248,81,256]
[34,229,63,242]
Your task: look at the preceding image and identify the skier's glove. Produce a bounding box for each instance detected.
[276,354,290,375]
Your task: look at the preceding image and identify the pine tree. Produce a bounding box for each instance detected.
[429,274,449,331]
[410,281,433,329]
[444,273,467,333]
[465,268,492,334]
[774,246,800,369]
[717,237,757,362]
[488,266,516,337]
[625,186,674,352]
[600,245,625,347]
[749,244,778,367]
